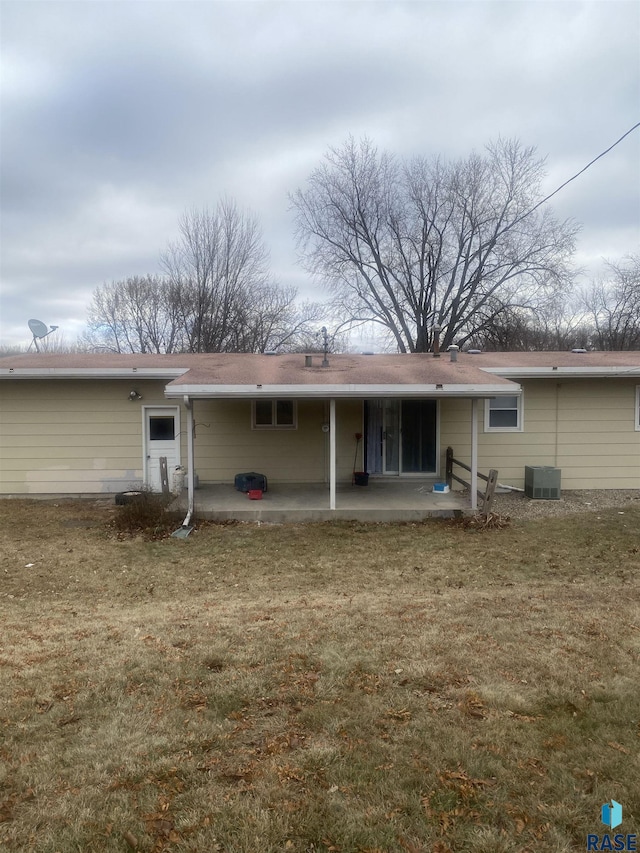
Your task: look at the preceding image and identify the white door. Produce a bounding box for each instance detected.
[144,407,180,492]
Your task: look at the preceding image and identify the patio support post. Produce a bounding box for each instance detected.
[184,395,195,522]
[329,398,336,510]
[471,398,478,511]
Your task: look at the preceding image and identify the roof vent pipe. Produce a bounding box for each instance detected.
[448,345,459,363]
[321,326,330,367]
[305,355,313,367]
[432,325,441,358]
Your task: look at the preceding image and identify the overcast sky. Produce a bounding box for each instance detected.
[1,0,639,349]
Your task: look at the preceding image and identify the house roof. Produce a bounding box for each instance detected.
[468,350,640,378]
[1,351,638,397]
[162,353,521,399]
[0,352,516,398]
[0,352,191,378]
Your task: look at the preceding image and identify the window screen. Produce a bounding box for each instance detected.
[252,400,296,429]
[276,400,294,426]
[487,396,520,430]
[254,400,273,426]
[149,416,175,440]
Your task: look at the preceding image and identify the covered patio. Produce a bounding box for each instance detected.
[162,351,520,525]
[172,479,470,523]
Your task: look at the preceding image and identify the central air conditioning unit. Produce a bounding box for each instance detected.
[524,466,561,500]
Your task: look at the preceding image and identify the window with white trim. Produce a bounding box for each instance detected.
[636,386,640,431]
[252,399,297,429]
[484,393,523,432]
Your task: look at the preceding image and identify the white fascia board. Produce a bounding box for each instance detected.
[481,366,640,379]
[165,382,520,399]
[0,367,189,379]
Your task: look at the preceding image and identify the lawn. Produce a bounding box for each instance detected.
[1,498,638,852]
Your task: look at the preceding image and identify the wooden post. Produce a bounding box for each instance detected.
[159,456,170,496]
[445,446,453,488]
[482,469,498,515]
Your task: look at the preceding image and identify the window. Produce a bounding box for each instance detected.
[149,416,175,440]
[252,399,297,429]
[636,386,640,431]
[484,393,523,432]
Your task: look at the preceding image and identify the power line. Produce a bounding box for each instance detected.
[435,121,640,297]
[525,121,640,221]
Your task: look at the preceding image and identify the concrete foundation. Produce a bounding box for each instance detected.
[173,480,470,523]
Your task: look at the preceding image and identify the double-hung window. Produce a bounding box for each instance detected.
[252,399,297,429]
[484,393,523,432]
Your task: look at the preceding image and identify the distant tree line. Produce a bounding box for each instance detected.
[468,255,640,351]
[9,137,636,356]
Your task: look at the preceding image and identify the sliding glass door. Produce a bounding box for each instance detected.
[365,399,437,475]
[400,399,437,473]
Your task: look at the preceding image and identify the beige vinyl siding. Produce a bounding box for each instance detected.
[3,375,638,497]
[335,400,365,480]
[0,379,184,495]
[440,379,640,490]
[191,398,362,484]
[553,379,639,488]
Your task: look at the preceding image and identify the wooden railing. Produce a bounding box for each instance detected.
[445,446,498,515]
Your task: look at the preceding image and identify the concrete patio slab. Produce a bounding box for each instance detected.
[172,480,470,523]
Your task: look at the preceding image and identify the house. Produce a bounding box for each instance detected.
[1,350,638,520]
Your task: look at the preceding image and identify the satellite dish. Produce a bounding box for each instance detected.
[28,319,50,339]
[27,318,59,352]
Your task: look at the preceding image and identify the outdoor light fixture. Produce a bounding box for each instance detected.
[128,390,142,401]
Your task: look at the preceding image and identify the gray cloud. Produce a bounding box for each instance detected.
[1,0,638,346]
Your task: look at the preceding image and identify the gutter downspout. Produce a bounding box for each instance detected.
[182,394,195,527]
[329,398,336,510]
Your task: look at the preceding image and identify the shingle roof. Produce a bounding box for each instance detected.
[466,351,640,369]
[1,351,638,389]
[164,353,516,388]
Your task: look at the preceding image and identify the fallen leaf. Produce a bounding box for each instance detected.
[607,741,630,755]
[122,830,138,849]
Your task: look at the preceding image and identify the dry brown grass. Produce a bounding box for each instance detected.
[1,498,639,852]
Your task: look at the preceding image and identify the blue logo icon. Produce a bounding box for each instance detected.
[588,800,635,850]
[601,800,623,830]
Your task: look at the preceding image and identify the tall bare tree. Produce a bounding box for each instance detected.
[162,201,273,353]
[84,201,326,353]
[582,255,640,350]
[291,137,579,352]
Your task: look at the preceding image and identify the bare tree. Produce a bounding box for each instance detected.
[582,255,640,350]
[1,336,89,355]
[467,293,591,351]
[84,201,328,354]
[83,275,182,353]
[162,201,273,353]
[231,286,326,353]
[291,137,579,352]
